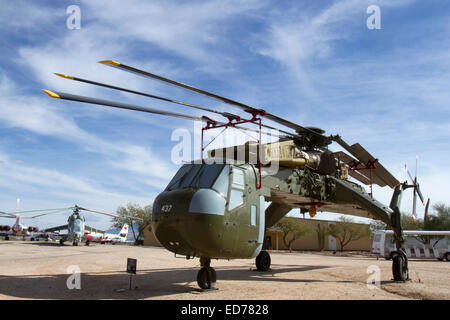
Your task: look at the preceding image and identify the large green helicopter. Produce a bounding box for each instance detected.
[43,60,419,289]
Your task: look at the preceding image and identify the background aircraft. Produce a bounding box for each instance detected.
[43,205,104,246]
[0,200,69,241]
[93,224,130,244]
[42,205,140,246]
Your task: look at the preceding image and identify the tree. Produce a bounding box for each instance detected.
[111,202,152,244]
[426,203,450,231]
[328,217,369,252]
[401,213,423,230]
[274,217,312,252]
[316,223,329,251]
[369,220,387,234]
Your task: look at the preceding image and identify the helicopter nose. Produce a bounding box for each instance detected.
[152,189,227,257]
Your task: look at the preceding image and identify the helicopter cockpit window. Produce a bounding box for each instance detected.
[192,164,225,188]
[166,164,193,190]
[212,165,229,196]
[166,164,228,191]
[73,219,83,233]
[179,165,202,188]
[228,167,245,211]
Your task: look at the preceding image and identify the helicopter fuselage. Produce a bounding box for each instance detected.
[152,161,394,260]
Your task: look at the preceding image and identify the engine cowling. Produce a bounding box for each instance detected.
[27,226,39,232]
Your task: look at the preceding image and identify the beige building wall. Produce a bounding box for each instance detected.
[143,217,371,251]
[265,217,371,251]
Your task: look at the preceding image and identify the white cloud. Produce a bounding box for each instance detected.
[80,0,266,65]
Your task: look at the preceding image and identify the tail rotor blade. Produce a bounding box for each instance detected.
[424,198,430,227]
[405,164,414,183]
[415,184,425,205]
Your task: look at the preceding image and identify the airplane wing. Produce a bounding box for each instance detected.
[84,225,105,234]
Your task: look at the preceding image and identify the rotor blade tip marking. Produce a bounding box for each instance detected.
[98,60,120,66]
[54,73,73,80]
[42,89,60,99]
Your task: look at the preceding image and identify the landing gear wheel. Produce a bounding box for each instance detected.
[85,240,90,246]
[445,253,450,262]
[5,236,9,241]
[73,241,78,246]
[392,253,408,281]
[197,267,216,290]
[256,250,271,271]
[59,239,64,245]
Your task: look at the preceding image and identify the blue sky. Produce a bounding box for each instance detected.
[1,0,449,229]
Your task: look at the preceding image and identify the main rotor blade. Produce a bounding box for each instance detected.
[78,207,119,219]
[0,210,16,218]
[334,137,399,188]
[78,206,143,221]
[42,90,203,122]
[23,209,71,219]
[1,207,74,217]
[43,90,282,140]
[98,60,325,138]
[54,73,296,139]
[98,60,266,114]
[54,73,226,117]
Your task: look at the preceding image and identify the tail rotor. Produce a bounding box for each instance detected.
[405,156,426,221]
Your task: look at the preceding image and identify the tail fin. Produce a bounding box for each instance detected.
[119,224,129,238]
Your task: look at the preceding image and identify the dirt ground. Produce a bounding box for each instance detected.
[0,240,449,300]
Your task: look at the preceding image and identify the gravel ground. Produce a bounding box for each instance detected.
[0,240,449,300]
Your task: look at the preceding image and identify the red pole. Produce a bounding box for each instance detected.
[258,118,262,189]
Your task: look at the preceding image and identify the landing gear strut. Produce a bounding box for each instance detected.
[197,257,216,290]
[255,250,271,271]
[390,182,411,282]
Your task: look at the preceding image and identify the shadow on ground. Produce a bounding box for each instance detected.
[0,263,358,299]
